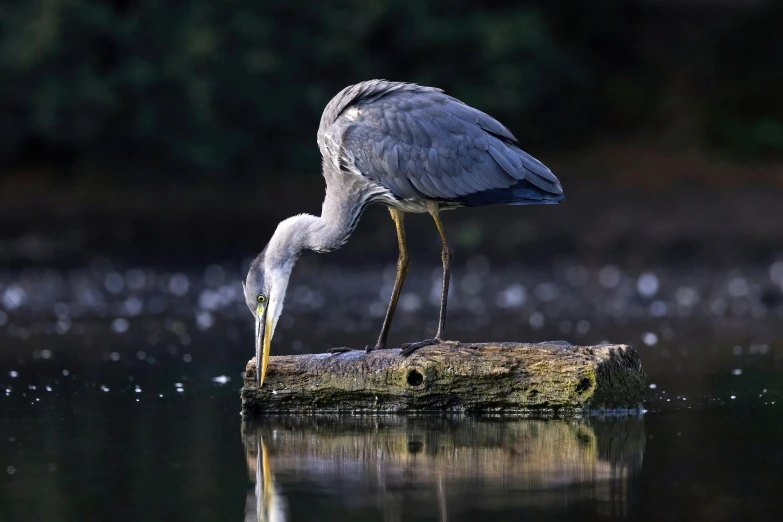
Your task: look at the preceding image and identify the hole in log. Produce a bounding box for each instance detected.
[577,433,592,446]
[576,377,592,394]
[406,369,424,387]
[407,440,423,453]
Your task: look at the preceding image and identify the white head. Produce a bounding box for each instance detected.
[243,217,311,387]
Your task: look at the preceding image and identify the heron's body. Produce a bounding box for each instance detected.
[319,81,563,213]
[245,80,564,387]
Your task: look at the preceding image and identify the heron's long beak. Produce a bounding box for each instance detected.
[255,306,274,388]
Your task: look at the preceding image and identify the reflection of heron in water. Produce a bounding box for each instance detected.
[245,436,287,522]
[437,475,448,522]
[243,426,450,522]
[242,416,644,519]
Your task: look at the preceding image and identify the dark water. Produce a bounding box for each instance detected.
[1,389,781,522]
[1,263,783,521]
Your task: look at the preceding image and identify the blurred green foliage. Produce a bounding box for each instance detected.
[0,0,781,182]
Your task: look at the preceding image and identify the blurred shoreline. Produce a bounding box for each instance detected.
[2,141,782,269]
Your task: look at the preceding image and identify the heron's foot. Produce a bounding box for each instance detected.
[329,344,397,355]
[399,338,460,357]
[364,342,401,353]
[327,346,356,354]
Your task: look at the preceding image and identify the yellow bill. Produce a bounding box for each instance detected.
[255,305,274,388]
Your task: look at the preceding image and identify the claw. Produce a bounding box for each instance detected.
[399,338,460,356]
[327,346,354,354]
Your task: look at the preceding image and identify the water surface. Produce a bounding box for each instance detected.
[2,389,781,521]
[1,262,782,521]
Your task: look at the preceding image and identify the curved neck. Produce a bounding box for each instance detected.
[267,168,378,262]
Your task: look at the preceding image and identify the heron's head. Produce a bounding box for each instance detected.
[244,246,295,388]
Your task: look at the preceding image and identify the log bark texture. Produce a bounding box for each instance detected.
[241,342,645,413]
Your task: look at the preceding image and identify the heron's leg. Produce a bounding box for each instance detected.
[431,205,453,340]
[369,207,410,351]
[329,208,410,355]
[399,203,460,356]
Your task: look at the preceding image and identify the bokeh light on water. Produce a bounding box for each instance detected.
[0,256,781,412]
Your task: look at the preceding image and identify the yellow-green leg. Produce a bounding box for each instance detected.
[330,207,410,354]
[399,202,460,356]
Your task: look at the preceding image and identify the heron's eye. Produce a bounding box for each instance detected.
[257,294,266,304]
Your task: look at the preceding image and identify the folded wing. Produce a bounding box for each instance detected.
[340,88,564,206]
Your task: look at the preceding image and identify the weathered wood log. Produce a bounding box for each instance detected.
[241,342,645,413]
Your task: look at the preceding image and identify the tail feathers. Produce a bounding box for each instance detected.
[507,198,562,206]
[487,142,564,195]
[511,183,564,202]
[456,179,565,207]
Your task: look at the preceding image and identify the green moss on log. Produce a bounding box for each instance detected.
[241,342,645,413]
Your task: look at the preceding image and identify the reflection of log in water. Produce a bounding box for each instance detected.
[242,416,645,521]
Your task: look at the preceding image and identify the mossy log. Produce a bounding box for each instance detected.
[241,342,645,413]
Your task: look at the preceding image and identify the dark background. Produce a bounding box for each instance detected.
[1,0,782,268]
[2,4,783,521]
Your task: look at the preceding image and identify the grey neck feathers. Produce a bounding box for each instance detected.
[265,165,382,268]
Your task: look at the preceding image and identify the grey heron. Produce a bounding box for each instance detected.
[244,80,564,387]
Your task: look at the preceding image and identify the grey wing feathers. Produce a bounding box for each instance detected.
[317,80,441,152]
[332,80,564,206]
